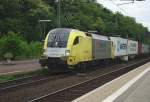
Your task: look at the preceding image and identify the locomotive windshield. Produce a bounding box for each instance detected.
[47,28,71,48]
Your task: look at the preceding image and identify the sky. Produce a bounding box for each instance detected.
[97,0,150,31]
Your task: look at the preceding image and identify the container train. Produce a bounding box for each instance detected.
[39,28,150,72]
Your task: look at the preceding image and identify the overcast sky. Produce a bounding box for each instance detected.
[98,0,150,31]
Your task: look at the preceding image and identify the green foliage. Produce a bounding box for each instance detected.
[0,75,17,83]
[19,41,32,57]
[0,0,149,45]
[0,32,42,59]
[0,31,24,58]
[0,0,55,41]
[29,41,43,57]
[0,68,49,83]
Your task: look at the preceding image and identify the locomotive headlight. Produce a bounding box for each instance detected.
[65,50,70,56]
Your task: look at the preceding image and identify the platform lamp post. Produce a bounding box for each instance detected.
[55,0,61,27]
[38,20,51,40]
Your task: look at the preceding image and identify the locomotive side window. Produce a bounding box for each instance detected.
[73,37,79,45]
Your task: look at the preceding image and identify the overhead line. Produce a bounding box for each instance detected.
[117,1,134,5]
[110,0,129,15]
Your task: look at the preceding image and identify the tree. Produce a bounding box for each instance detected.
[0,0,55,42]
[0,0,149,44]
[0,31,24,59]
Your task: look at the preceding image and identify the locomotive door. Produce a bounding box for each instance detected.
[70,36,81,65]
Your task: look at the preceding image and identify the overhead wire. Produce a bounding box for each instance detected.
[117,0,134,5]
[109,0,129,15]
[117,2,134,5]
[61,1,82,29]
[111,0,147,27]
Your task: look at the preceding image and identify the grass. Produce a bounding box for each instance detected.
[0,68,49,83]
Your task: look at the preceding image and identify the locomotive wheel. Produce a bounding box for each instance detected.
[77,62,87,73]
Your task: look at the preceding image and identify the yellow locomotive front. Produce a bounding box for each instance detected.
[40,28,92,72]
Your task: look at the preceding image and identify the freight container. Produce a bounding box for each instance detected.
[127,40,138,55]
[142,44,149,54]
[92,34,112,60]
[109,37,127,57]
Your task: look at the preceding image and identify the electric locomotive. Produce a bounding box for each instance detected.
[39,28,93,72]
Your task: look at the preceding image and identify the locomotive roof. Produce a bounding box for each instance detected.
[91,34,109,41]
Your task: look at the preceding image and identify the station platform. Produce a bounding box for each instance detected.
[0,59,41,75]
[72,61,150,102]
[114,70,150,102]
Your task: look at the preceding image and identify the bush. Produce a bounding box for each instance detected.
[0,31,43,59]
[0,39,4,60]
[0,31,23,59]
[19,41,32,57]
[29,41,43,57]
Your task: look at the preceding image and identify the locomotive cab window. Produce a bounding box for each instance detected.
[47,28,71,48]
[73,37,79,45]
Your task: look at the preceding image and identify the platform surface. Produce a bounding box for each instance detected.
[117,71,150,102]
[72,61,150,102]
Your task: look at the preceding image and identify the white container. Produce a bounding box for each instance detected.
[110,37,127,57]
[127,40,138,55]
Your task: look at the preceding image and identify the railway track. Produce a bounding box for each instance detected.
[0,60,125,93]
[0,75,45,89]
[0,73,72,93]
[0,57,149,102]
[29,58,150,102]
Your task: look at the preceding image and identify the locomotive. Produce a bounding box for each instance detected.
[39,28,149,72]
